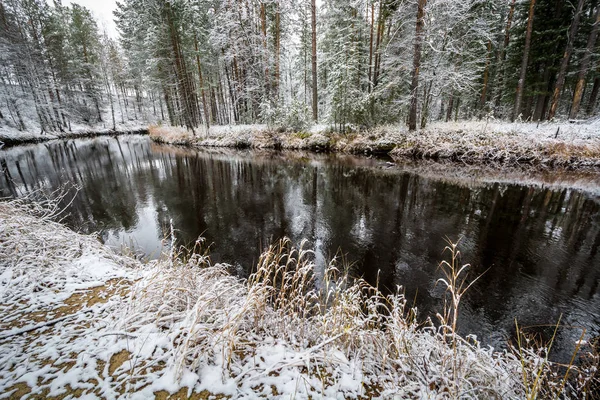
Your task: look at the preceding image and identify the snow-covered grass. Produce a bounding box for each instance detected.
[0,120,149,148]
[149,124,332,150]
[0,196,139,398]
[149,119,600,169]
[1,199,598,398]
[121,238,528,399]
[388,120,600,168]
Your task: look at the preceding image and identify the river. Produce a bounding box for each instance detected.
[1,135,599,359]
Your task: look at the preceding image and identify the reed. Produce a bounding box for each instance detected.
[120,236,592,398]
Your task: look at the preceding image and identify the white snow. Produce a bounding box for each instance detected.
[1,200,596,398]
[147,119,600,169]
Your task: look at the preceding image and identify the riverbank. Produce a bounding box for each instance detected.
[0,123,148,148]
[149,119,600,169]
[151,144,600,198]
[1,199,598,398]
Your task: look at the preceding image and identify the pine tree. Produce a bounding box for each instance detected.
[513,0,535,121]
[547,0,585,120]
[570,5,600,119]
[408,0,426,131]
[69,3,103,123]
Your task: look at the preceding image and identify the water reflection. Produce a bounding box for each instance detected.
[1,136,599,356]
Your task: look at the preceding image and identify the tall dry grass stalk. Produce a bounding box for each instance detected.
[434,237,490,396]
[512,319,600,398]
[116,235,600,398]
[3,192,598,398]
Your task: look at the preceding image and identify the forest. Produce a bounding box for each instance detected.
[0,0,599,137]
[2,1,600,398]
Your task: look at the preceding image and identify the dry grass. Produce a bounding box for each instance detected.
[389,126,600,168]
[149,125,196,145]
[147,120,600,168]
[117,237,599,398]
[2,198,598,398]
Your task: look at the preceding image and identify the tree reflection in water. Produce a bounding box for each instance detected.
[1,135,599,357]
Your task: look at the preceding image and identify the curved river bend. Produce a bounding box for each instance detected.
[1,135,599,358]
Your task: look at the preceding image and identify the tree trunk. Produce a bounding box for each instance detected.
[408,0,427,131]
[102,66,116,130]
[261,2,269,98]
[158,91,165,121]
[311,0,318,122]
[446,93,454,122]
[274,1,281,99]
[120,84,129,121]
[150,91,156,116]
[533,63,551,121]
[368,2,375,92]
[303,10,308,105]
[165,2,197,132]
[524,95,533,121]
[494,0,516,111]
[373,3,385,89]
[586,73,599,115]
[479,39,492,112]
[163,85,175,126]
[223,58,239,123]
[51,70,68,129]
[547,0,585,120]
[421,80,432,128]
[513,0,536,121]
[194,33,210,130]
[454,97,460,121]
[569,5,600,119]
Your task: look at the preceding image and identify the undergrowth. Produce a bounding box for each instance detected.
[118,235,599,398]
[2,196,598,398]
[147,120,600,167]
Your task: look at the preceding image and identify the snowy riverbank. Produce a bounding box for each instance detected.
[149,119,600,169]
[0,122,148,148]
[1,199,598,398]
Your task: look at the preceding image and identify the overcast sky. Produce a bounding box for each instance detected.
[62,0,119,38]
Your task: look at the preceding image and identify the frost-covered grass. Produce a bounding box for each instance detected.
[149,124,332,150]
[388,120,600,168]
[149,119,600,169]
[1,199,598,398]
[0,121,149,148]
[120,238,527,399]
[0,196,138,398]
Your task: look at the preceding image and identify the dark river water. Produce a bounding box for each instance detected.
[1,135,600,358]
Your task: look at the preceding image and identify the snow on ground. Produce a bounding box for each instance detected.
[148,119,600,169]
[0,199,144,397]
[0,87,152,148]
[388,119,600,168]
[0,120,148,148]
[1,200,597,399]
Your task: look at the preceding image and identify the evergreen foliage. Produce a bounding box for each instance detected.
[1,0,599,134]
